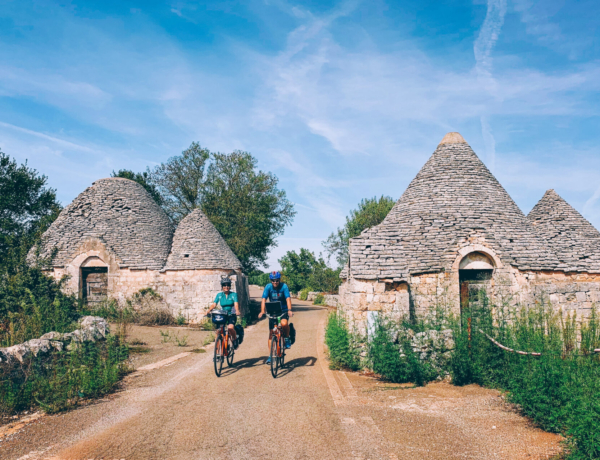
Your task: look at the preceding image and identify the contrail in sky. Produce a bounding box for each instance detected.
[473,0,507,172]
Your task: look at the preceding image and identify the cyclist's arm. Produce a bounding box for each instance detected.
[259,297,266,318]
[234,301,240,316]
[207,293,220,313]
[283,284,293,316]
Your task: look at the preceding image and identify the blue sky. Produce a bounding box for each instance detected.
[1,0,599,269]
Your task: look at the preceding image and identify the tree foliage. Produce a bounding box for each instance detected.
[111,169,163,206]
[147,144,295,272]
[148,142,210,223]
[0,151,61,271]
[0,150,78,343]
[323,195,395,267]
[202,151,295,272]
[279,248,341,294]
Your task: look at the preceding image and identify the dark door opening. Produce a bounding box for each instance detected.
[459,269,493,316]
[82,267,108,304]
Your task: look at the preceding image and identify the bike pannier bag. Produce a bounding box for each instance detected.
[289,323,296,345]
[235,324,244,344]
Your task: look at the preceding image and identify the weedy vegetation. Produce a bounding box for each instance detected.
[327,291,600,459]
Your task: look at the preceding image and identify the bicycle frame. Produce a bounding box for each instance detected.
[268,315,283,351]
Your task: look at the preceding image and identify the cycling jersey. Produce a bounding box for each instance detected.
[214,291,238,312]
[262,283,290,313]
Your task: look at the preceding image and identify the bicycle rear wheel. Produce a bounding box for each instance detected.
[279,334,285,368]
[227,334,235,367]
[270,335,279,378]
[214,335,224,377]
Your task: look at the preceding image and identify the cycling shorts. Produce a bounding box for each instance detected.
[269,312,289,330]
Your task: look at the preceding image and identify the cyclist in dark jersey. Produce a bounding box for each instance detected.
[258,271,293,364]
[207,277,240,348]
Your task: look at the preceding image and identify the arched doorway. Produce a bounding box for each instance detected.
[459,252,494,315]
[80,256,108,304]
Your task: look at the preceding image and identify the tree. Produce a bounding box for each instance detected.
[202,151,295,272]
[147,144,295,272]
[0,150,77,338]
[148,142,210,223]
[279,248,342,294]
[279,248,319,293]
[323,195,395,267]
[0,151,61,270]
[111,169,163,205]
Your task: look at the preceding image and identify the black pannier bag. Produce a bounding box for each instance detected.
[235,324,244,344]
[289,323,296,345]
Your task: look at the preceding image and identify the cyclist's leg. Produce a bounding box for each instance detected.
[281,316,290,337]
[227,324,237,341]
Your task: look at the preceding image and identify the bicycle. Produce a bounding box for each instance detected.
[209,310,236,377]
[266,309,286,378]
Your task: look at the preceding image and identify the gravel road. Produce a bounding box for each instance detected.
[1,297,562,460]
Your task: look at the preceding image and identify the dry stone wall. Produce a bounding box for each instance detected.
[0,317,110,367]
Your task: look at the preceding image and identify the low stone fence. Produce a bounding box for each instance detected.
[304,292,340,307]
[398,328,455,372]
[0,316,110,366]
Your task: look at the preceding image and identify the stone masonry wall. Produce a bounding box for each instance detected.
[340,268,600,333]
[47,265,249,324]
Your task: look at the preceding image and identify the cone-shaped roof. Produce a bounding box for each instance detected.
[348,133,561,280]
[164,208,242,271]
[528,189,600,273]
[35,178,174,270]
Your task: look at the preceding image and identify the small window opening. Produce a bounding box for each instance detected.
[184,254,190,258]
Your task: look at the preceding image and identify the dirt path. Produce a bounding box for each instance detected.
[2,298,562,460]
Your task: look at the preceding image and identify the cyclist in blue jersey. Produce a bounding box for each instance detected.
[207,277,240,348]
[258,271,293,364]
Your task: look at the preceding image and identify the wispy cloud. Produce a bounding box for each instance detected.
[473,0,507,173]
[1,0,599,265]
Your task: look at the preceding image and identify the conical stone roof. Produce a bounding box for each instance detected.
[164,208,242,271]
[36,178,174,270]
[528,189,600,273]
[348,133,561,280]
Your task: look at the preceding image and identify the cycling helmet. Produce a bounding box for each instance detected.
[220,277,232,287]
[269,271,282,281]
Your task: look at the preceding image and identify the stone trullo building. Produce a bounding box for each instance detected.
[339,132,600,330]
[31,177,248,320]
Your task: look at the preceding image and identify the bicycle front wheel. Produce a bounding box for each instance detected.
[214,335,224,377]
[227,334,235,367]
[270,335,279,378]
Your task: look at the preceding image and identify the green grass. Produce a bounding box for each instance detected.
[0,335,129,415]
[313,293,325,305]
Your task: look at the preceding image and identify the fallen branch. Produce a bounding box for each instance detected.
[478,329,541,356]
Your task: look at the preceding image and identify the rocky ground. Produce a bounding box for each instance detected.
[0,293,563,460]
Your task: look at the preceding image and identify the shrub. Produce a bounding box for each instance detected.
[314,293,325,305]
[450,296,600,459]
[0,334,129,415]
[176,312,186,326]
[129,289,174,326]
[369,319,439,386]
[299,288,309,301]
[325,312,360,370]
[0,269,80,347]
